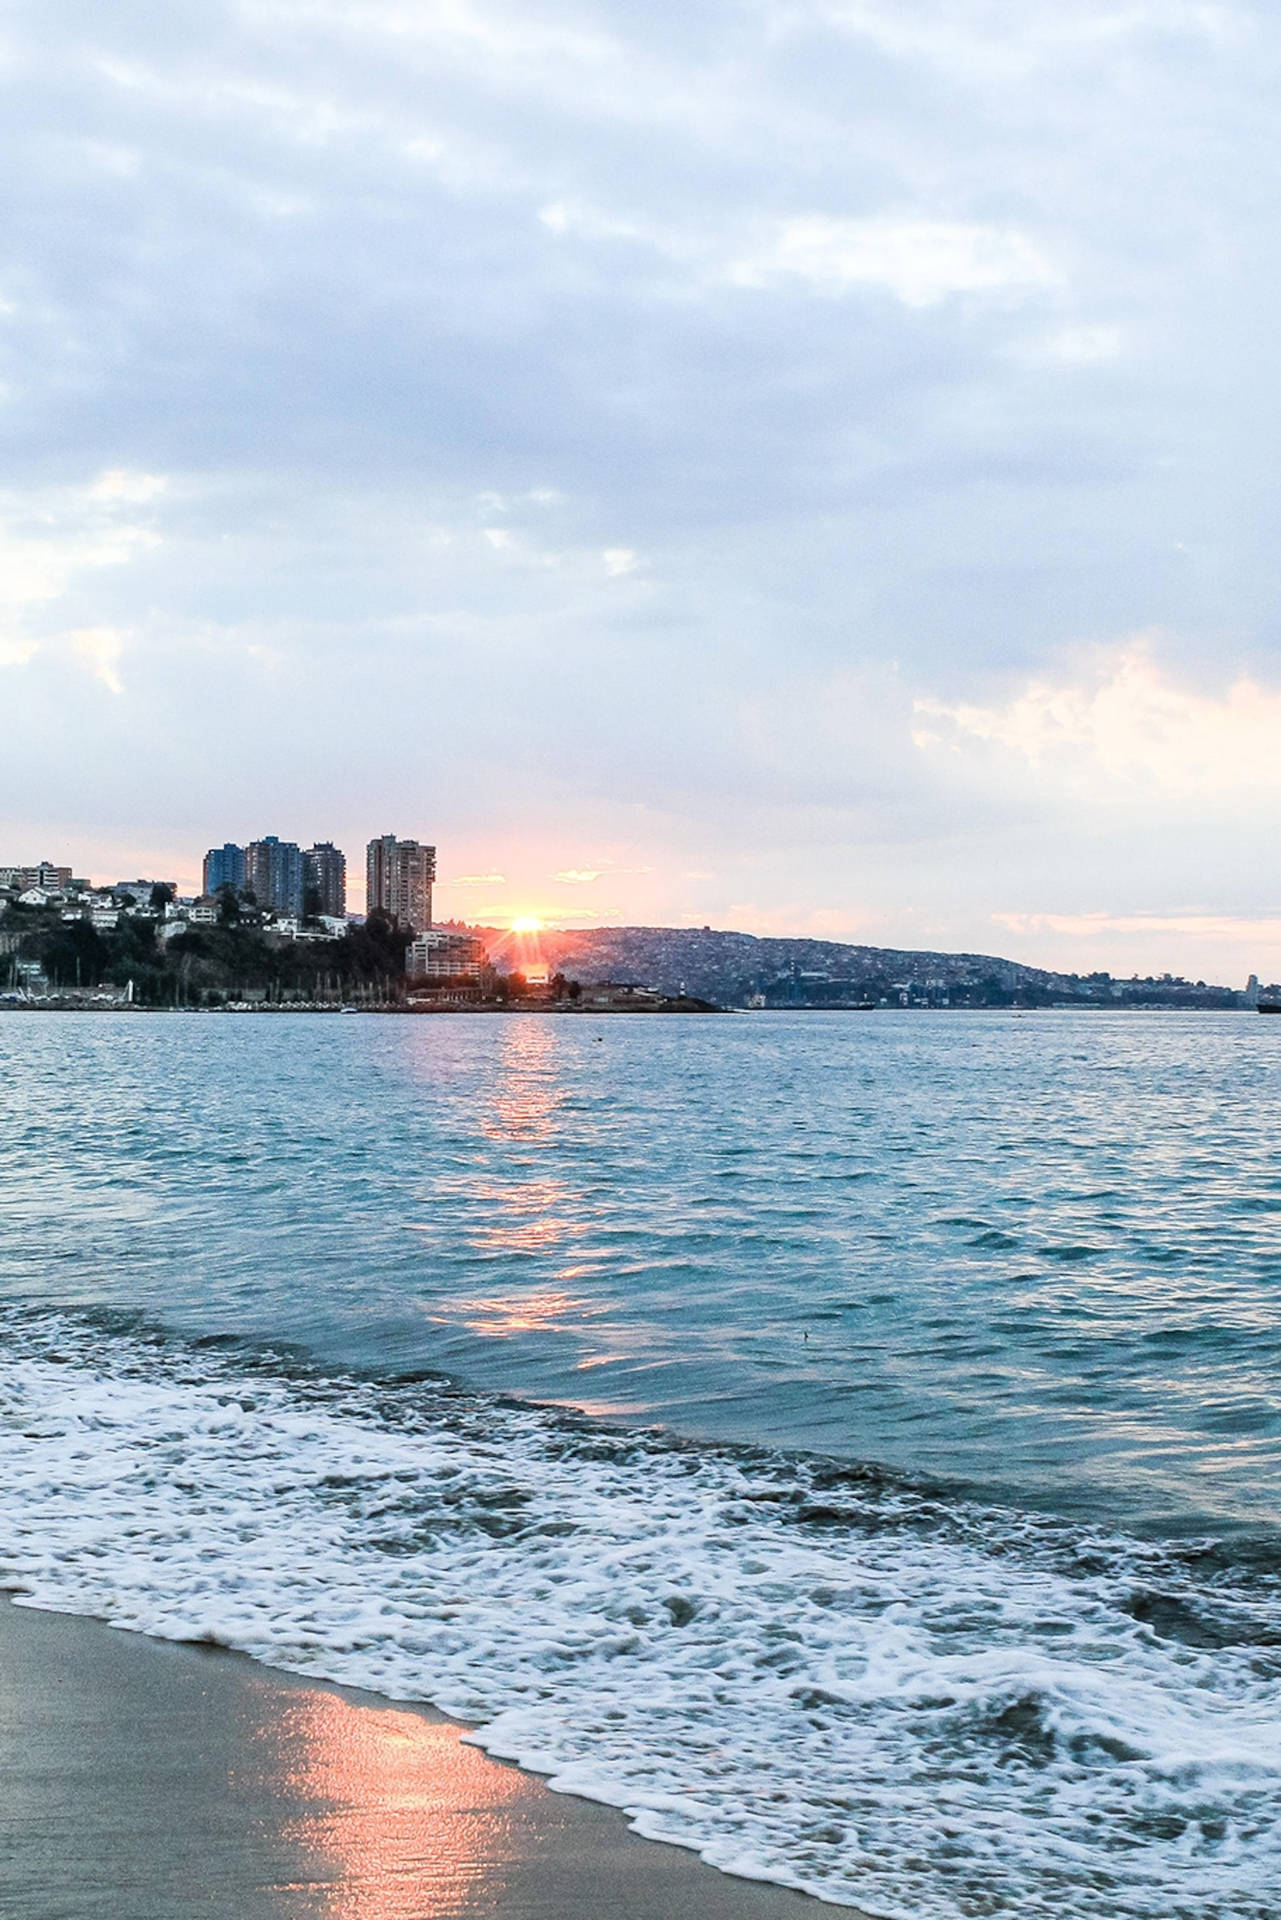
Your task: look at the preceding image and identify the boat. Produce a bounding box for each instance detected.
[1258,1003,1281,1014]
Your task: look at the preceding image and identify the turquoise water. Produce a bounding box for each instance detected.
[2,1009,1279,1918]
[3,1009,1277,1533]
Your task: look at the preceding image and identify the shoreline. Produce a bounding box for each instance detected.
[0,1595,861,1920]
[0,1000,1260,1014]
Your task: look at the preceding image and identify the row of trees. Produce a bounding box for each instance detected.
[3,900,415,1005]
[3,896,595,1009]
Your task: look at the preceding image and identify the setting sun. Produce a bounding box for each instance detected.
[510,915,543,933]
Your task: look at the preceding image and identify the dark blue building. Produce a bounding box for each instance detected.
[202,843,246,895]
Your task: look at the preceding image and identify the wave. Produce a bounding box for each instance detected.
[0,1306,1277,1919]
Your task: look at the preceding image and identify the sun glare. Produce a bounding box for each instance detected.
[510,915,543,933]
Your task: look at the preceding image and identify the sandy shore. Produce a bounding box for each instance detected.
[0,1597,862,1920]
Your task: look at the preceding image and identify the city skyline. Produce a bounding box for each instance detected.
[5,823,1280,984]
[6,843,1263,1006]
[4,6,1281,984]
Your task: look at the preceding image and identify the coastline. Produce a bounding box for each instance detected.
[0,1596,859,1920]
[3,1026,1278,1917]
[0,1000,1260,1014]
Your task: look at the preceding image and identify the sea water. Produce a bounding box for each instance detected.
[0,1010,1277,1917]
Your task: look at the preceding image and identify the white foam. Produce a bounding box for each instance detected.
[0,1314,1277,1919]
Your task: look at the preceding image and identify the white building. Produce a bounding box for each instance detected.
[407,929,487,979]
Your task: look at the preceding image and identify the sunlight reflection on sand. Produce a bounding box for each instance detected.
[251,1685,532,1919]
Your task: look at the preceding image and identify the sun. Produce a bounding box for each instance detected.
[510,915,543,934]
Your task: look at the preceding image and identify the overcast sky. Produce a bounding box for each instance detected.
[4,1,1280,980]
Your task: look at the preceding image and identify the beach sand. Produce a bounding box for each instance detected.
[0,1596,861,1920]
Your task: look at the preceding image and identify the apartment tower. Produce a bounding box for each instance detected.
[304,842,347,918]
[244,836,306,918]
[202,843,246,895]
[366,835,435,933]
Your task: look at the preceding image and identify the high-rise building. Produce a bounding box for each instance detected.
[244,836,305,918]
[304,842,347,918]
[203,843,246,895]
[366,835,435,933]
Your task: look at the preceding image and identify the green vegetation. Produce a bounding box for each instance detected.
[1,902,413,1006]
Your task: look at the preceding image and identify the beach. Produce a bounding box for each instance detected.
[1,1014,1277,1918]
[0,1597,849,1920]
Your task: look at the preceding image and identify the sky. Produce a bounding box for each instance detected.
[4,0,1280,982]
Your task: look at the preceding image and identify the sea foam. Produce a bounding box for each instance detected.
[0,1309,1277,1920]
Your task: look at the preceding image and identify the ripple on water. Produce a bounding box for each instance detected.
[0,1308,1278,1920]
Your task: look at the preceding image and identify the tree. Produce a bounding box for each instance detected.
[150,882,175,912]
[337,908,412,982]
[41,920,109,989]
[103,913,162,995]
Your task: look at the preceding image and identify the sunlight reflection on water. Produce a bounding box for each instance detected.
[1,1008,1279,1529]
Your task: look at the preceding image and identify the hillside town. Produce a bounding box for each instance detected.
[0,840,1272,1012]
[0,835,488,1007]
[524,927,1266,1013]
[0,836,711,1011]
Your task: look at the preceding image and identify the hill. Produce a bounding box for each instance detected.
[472,924,1243,1011]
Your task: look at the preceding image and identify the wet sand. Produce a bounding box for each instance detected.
[0,1597,862,1920]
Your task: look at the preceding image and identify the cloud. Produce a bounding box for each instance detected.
[555,869,603,883]
[445,873,507,886]
[914,641,1281,801]
[2,0,1280,985]
[0,474,165,680]
[727,217,1058,307]
[88,470,169,505]
[1012,324,1125,366]
[986,907,1281,985]
[539,201,642,244]
[539,198,1056,310]
[72,627,127,696]
[820,1,1243,81]
[993,910,1281,940]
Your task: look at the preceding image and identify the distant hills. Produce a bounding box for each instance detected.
[471,924,1245,1011]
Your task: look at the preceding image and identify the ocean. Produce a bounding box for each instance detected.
[1,1009,1277,1917]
